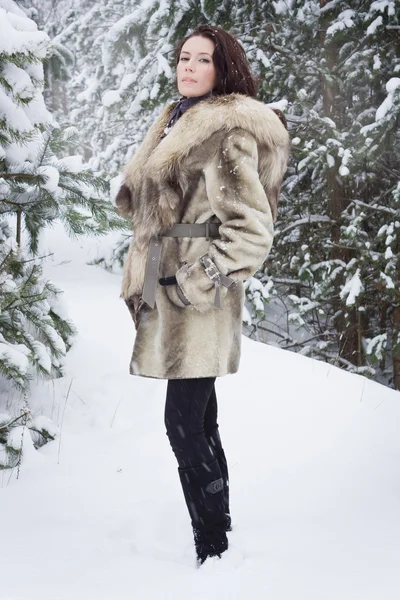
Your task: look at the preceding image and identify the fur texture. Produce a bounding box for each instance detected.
[116,93,290,379]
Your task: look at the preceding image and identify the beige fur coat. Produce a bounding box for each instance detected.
[116,93,290,379]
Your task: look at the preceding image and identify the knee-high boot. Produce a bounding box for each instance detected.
[216,449,232,531]
[178,458,228,565]
[207,427,232,531]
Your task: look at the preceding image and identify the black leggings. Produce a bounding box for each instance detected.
[164,377,224,470]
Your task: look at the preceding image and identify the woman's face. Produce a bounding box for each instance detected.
[177,35,217,98]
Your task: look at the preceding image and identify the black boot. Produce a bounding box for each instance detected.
[178,458,228,565]
[216,450,232,532]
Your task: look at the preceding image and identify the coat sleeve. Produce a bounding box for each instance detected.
[174,127,276,313]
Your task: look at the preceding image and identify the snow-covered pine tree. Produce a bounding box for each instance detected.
[1,0,71,396]
[257,0,399,388]
[0,220,76,388]
[0,0,125,395]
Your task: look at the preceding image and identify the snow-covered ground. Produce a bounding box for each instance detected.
[1,224,400,600]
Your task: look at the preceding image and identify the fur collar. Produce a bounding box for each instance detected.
[123,93,290,249]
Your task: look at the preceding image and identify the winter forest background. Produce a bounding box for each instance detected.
[1,1,399,464]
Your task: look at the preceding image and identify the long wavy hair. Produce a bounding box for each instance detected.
[175,24,259,98]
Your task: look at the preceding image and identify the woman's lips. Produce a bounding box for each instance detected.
[182,79,197,83]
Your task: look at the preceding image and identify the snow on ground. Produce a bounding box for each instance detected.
[1,223,400,600]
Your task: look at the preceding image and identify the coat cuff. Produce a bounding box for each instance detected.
[176,283,191,306]
[164,281,192,308]
[175,255,233,313]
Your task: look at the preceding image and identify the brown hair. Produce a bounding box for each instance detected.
[175,24,258,98]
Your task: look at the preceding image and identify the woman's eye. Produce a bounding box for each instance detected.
[179,57,210,63]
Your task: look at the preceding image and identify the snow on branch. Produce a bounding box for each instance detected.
[277,215,332,236]
[351,199,399,216]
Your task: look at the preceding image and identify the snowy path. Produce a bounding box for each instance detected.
[1,229,400,600]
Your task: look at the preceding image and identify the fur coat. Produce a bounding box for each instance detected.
[116,93,290,379]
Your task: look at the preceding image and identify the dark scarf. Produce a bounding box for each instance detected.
[164,91,213,134]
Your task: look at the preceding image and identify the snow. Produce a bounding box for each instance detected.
[340,269,363,306]
[0,412,11,425]
[0,87,33,133]
[37,165,60,193]
[101,8,152,71]
[339,165,350,176]
[380,272,395,289]
[376,78,400,121]
[326,10,355,37]
[0,0,26,16]
[150,82,161,99]
[266,98,288,112]
[386,77,400,94]
[110,173,124,206]
[32,414,58,438]
[32,340,52,373]
[24,90,55,126]
[272,0,290,14]
[0,7,48,57]
[2,62,35,98]
[327,153,335,168]
[58,154,84,173]
[139,87,150,102]
[157,52,172,77]
[373,54,382,70]
[1,224,400,598]
[256,48,271,68]
[102,90,121,107]
[366,333,387,361]
[367,16,383,36]
[120,73,137,92]
[370,0,395,16]
[0,341,30,374]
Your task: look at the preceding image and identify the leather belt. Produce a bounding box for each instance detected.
[141,223,220,309]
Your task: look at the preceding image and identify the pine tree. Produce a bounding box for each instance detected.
[255,0,400,388]
[0,220,76,391]
[0,0,126,468]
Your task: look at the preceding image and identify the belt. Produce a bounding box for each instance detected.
[142,223,221,309]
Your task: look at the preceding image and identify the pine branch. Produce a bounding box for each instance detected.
[284,331,336,350]
[20,253,54,264]
[277,215,333,236]
[351,199,399,216]
[0,173,40,180]
[319,0,342,14]
[0,248,13,272]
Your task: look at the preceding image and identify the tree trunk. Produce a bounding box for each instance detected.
[319,0,361,366]
[16,208,22,247]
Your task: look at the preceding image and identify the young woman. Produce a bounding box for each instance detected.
[115,24,290,566]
